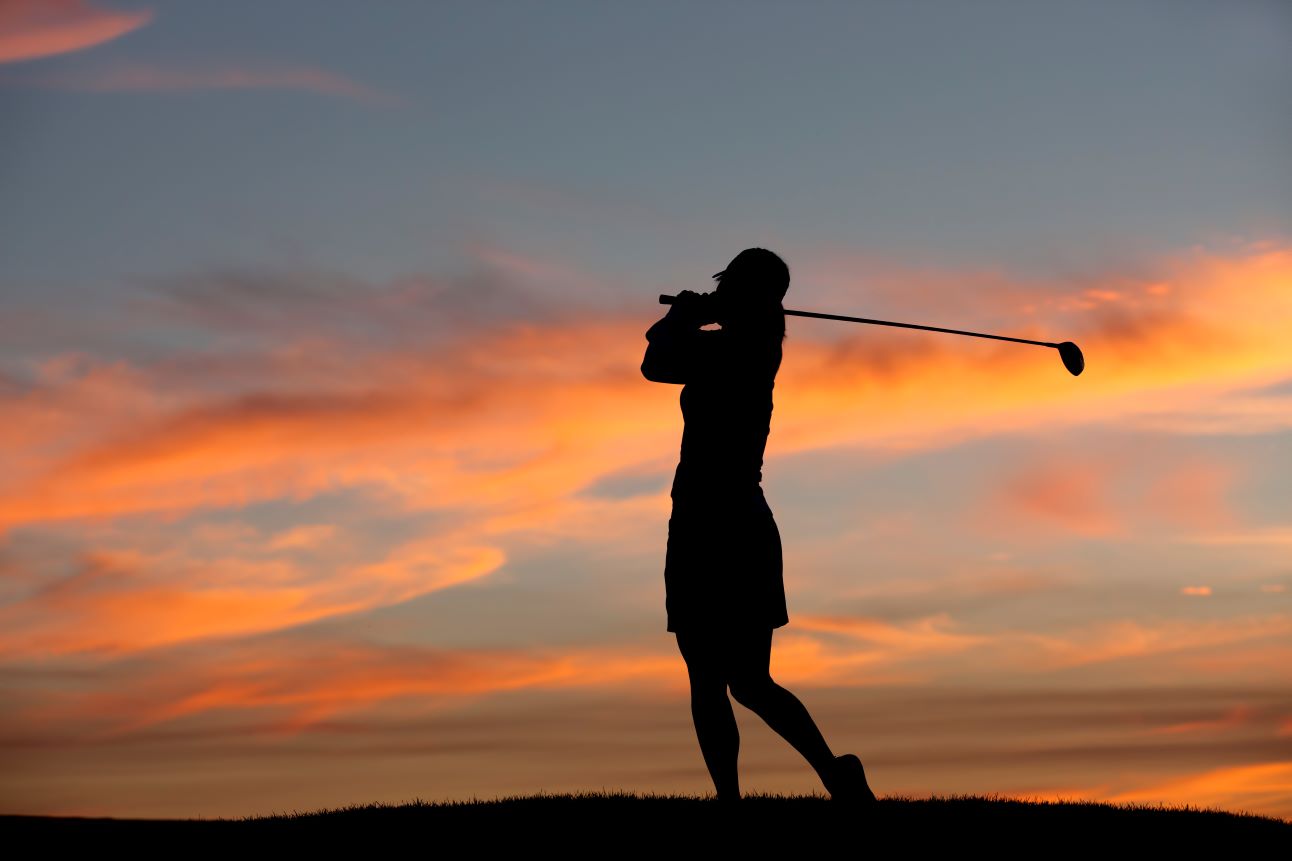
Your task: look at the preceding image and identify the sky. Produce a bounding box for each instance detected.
[1,0,1291,821]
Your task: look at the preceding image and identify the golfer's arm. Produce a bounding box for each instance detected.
[641,317,717,384]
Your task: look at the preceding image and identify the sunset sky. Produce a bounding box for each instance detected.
[2,0,1291,821]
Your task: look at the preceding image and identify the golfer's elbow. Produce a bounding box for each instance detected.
[640,356,671,383]
[642,345,685,384]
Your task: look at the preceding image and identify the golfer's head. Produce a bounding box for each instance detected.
[713,248,789,300]
[713,248,789,334]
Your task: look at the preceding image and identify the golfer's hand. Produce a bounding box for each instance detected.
[667,290,717,326]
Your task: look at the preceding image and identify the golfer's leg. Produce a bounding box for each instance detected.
[676,631,740,801]
[727,629,836,780]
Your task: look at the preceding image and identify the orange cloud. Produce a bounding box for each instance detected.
[0,0,151,64]
[0,313,682,537]
[985,762,1292,822]
[0,538,505,657]
[773,243,1292,450]
[12,638,687,737]
[1106,761,1292,820]
[772,610,1292,683]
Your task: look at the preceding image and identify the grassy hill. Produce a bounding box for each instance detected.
[3,791,1288,852]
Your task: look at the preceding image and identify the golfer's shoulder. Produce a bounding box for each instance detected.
[694,328,778,376]
[719,326,778,349]
[732,329,781,368]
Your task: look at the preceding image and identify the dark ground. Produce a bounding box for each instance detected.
[3,792,1288,854]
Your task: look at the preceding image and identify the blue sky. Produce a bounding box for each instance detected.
[4,0,1288,295]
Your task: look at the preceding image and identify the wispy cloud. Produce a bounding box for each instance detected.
[1003,615,1292,672]
[3,60,402,104]
[266,523,337,551]
[1148,704,1251,735]
[0,0,151,64]
[1179,527,1292,546]
[7,635,686,738]
[0,535,504,658]
[794,612,987,656]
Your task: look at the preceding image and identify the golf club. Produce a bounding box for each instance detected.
[659,294,1084,376]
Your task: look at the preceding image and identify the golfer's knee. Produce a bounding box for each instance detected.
[688,673,727,700]
[728,675,776,707]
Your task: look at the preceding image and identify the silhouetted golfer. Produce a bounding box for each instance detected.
[641,247,877,805]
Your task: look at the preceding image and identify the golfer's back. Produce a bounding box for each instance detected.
[670,328,781,510]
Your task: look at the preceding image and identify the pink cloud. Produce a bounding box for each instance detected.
[995,454,1125,537]
[980,446,1244,541]
[0,0,151,64]
[1143,460,1240,531]
[7,60,401,104]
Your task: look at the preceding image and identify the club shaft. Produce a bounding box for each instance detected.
[780,308,1059,348]
[658,294,1058,349]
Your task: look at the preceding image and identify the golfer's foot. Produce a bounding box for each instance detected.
[824,754,877,805]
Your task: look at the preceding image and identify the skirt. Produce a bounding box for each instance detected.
[664,491,789,633]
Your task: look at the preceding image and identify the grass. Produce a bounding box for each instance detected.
[4,791,1288,851]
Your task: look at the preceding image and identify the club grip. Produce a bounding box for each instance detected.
[658,294,675,305]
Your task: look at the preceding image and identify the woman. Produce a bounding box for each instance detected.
[641,247,877,805]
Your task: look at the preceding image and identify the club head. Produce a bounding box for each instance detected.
[1057,341,1084,376]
